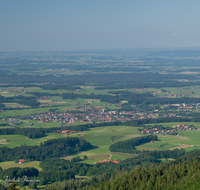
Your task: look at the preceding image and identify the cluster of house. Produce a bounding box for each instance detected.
[7,118,20,125]
[172,124,195,130]
[9,109,124,124]
[132,88,146,91]
[160,113,178,118]
[168,94,186,97]
[120,111,159,120]
[94,159,119,164]
[37,96,50,100]
[140,124,195,135]
[173,87,200,90]
[6,105,186,126]
[164,103,200,110]
[57,130,79,135]
[0,89,33,93]
[7,118,19,122]
[119,111,180,120]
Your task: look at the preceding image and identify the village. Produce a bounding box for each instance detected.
[140,124,196,135]
[163,103,200,110]
[6,106,183,126]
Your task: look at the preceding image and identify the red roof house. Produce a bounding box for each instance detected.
[19,159,25,163]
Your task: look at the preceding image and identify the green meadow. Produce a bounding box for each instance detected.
[1,122,200,170]
[131,86,200,98]
[68,125,142,163]
[69,124,200,162]
[145,122,200,129]
[0,133,65,148]
[0,161,42,171]
[0,98,116,118]
[136,130,200,151]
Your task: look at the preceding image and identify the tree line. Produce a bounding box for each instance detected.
[0,137,93,162]
[1,116,200,139]
[109,135,158,153]
[41,149,188,190]
[0,148,187,189]
[0,95,40,107]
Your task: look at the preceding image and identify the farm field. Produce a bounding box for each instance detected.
[136,130,200,151]
[1,122,200,165]
[2,85,200,99]
[62,124,200,163]
[0,133,65,148]
[130,86,200,98]
[69,123,200,162]
[0,97,117,118]
[145,122,200,128]
[0,161,42,171]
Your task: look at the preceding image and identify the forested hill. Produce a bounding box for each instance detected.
[85,159,200,190]
[40,149,200,190]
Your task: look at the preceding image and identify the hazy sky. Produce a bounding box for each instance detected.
[1,0,200,51]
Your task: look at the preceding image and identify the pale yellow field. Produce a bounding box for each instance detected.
[4,103,30,108]
[120,100,128,103]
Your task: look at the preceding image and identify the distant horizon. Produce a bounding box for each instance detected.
[1,46,200,53]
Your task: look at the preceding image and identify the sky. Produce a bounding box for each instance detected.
[1,0,200,51]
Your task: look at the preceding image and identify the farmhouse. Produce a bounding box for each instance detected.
[94,159,119,164]
[61,130,77,135]
[19,159,26,164]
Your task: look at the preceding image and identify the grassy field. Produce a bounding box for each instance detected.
[0,99,116,118]
[136,130,200,151]
[69,124,200,162]
[0,161,42,171]
[67,125,142,163]
[4,103,30,108]
[145,122,200,129]
[0,133,65,148]
[130,86,200,98]
[1,122,200,170]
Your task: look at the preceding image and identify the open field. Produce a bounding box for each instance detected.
[0,133,65,148]
[0,161,42,171]
[74,124,200,161]
[62,125,163,162]
[131,86,200,98]
[136,130,200,151]
[1,122,200,170]
[0,98,117,118]
[4,103,30,108]
[145,122,200,129]
[169,144,191,150]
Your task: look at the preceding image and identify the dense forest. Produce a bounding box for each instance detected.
[61,91,200,105]
[0,128,46,139]
[85,159,200,190]
[0,95,40,107]
[0,72,195,85]
[0,148,187,189]
[40,149,195,190]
